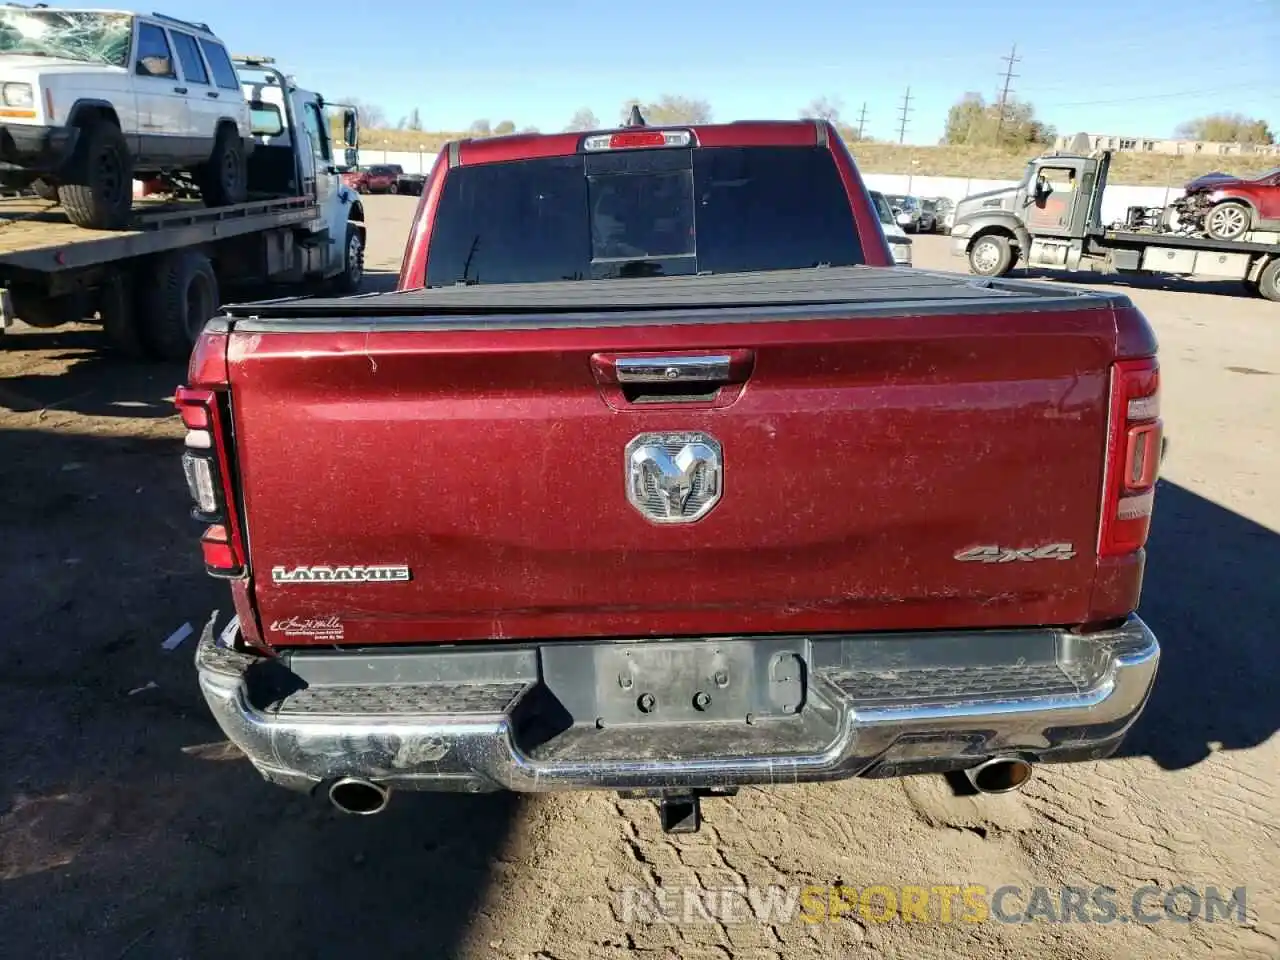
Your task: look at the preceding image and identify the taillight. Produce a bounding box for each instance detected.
[582,129,692,151]
[175,386,246,578]
[1099,358,1162,557]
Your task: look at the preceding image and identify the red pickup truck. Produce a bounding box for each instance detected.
[181,119,1162,833]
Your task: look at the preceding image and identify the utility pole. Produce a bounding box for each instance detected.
[994,43,1020,145]
[856,102,868,140]
[896,87,912,144]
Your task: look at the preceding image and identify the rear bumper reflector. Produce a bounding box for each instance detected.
[195,616,1159,794]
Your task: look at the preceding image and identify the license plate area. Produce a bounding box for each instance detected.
[540,637,809,726]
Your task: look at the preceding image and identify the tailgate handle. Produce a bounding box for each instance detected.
[613,354,737,384]
[592,350,755,407]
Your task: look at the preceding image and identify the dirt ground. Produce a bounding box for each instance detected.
[1,197,1276,960]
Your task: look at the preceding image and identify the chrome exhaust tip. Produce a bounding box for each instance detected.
[964,757,1034,795]
[328,777,391,816]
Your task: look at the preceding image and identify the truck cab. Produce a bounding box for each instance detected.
[949,151,1107,276]
[237,57,363,288]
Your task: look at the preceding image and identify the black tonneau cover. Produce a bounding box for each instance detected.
[223,266,1126,325]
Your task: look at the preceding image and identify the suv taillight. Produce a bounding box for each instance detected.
[175,386,246,577]
[1099,358,1162,557]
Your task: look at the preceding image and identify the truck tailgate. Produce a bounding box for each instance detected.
[221,269,1122,646]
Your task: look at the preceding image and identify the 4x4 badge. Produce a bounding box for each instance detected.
[954,543,1076,563]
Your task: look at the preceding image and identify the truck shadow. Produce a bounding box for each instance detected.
[361,269,400,293]
[0,343,184,419]
[2,422,1270,953]
[0,423,518,958]
[1118,479,1279,769]
[0,270,401,420]
[0,327,107,352]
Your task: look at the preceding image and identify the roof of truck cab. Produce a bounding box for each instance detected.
[452,120,830,166]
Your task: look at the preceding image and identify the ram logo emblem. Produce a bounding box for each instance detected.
[626,432,723,524]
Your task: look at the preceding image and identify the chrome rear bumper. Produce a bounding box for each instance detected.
[196,616,1159,794]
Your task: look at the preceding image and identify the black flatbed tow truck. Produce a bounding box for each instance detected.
[949,147,1280,301]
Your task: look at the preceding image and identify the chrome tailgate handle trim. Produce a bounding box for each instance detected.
[613,354,734,384]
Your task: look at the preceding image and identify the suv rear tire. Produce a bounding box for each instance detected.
[198,126,248,209]
[59,118,134,230]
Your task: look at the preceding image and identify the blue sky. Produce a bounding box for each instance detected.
[94,1,1279,142]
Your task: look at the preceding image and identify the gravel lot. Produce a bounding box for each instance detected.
[1,196,1276,960]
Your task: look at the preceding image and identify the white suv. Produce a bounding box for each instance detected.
[0,7,253,229]
[869,190,912,266]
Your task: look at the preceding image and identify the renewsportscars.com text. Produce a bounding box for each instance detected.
[617,884,1250,926]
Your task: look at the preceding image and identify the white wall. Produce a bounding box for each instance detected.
[355,149,1179,225]
[358,149,439,175]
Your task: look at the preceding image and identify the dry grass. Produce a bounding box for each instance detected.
[845,142,1279,185]
[351,127,1280,186]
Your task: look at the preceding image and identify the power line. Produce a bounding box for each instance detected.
[1018,64,1271,96]
[1018,17,1275,60]
[994,43,1020,145]
[856,102,868,139]
[1037,82,1268,108]
[769,17,1275,76]
[896,87,912,144]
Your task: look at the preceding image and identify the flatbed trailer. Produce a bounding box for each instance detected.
[1085,225,1278,263]
[0,194,316,273]
[950,149,1280,301]
[0,58,368,360]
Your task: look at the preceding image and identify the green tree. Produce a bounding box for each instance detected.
[468,118,492,137]
[566,107,599,131]
[493,119,517,136]
[620,95,712,125]
[800,96,842,123]
[943,92,1053,147]
[337,96,387,130]
[406,108,423,132]
[1175,114,1274,145]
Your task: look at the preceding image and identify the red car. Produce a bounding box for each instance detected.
[1174,166,1280,240]
[341,163,403,194]
[180,117,1162,834]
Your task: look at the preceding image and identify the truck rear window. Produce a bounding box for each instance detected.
[425,145,862,286]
